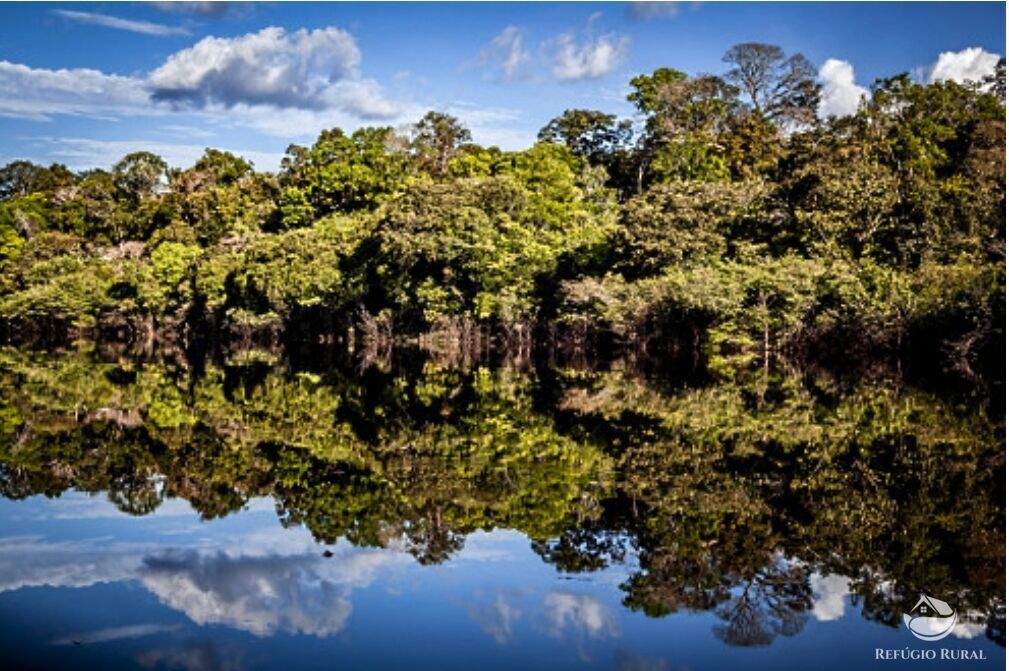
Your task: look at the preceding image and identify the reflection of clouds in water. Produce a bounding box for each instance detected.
[809,573,851,622]
[543,592,618,640]
[0,525,409,638]
[468,592,521,644]
[615,650,668,671]
[808,571,988,639]
[951,612,988,639]
[137,639,244,671]
[48,495,199,520]
[139,548,401,637]
[0,535,149,592]
[51,623,181,646]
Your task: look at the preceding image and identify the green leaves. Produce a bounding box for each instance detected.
[0,73,1001,372]
[278,127,408,226]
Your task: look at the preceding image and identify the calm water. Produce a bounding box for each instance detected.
[0,345,1003,671]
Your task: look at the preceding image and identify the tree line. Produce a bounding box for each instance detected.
[0,43,1004,375]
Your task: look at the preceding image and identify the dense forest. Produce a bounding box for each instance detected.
[0,43,1004,375]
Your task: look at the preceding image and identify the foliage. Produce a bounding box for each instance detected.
[0,42,1002,374]
[0,348,1001,641]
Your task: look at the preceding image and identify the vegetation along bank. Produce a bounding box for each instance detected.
[0,43,1004,375]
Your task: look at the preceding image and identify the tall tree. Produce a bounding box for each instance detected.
[410,112,473,178]
[722,43,820,128]
[112,152,169,202]
[278,126,408,227]
[537,109,634,197]
[537,109,633,166]
[627,68,738,185]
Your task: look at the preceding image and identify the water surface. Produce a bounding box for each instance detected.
[0,346,1003,670]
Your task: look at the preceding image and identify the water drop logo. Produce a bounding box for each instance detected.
[903,595,958,641]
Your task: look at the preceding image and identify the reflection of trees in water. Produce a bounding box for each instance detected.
[712,561,811,647]
[0,348,1003,644]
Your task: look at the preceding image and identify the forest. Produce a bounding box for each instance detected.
[0,43,1004,376]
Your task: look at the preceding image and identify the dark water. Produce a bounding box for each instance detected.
[0,345,1004,671]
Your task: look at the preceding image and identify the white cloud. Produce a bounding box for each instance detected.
[0,60,150,120]
[809,572,851,622]
[818,58,868,118]
[626,2,683,20]
[0,24,404,166]
[477,26,531,81]
[320,78,400,118]
[928,47,1001,84]
[440,102,532,150]
[476,21,629,85]
[147,26,398,117]
[53,9,191,37]
[149,2,236,17]
[549,30,629,82]
[25,136,285,172]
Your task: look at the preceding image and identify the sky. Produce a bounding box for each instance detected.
[0,1,1004,172]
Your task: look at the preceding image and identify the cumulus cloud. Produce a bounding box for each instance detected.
[477,26,531,81]
[147,26,397,117]
[818,58,868,118]
[928,47,1001,84]
[549,29,629,81]
[53,9,191,36]
[0,60,150,120]
[1,24,400,127]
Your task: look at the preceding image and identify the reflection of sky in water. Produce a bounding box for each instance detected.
[0,491,1003,671]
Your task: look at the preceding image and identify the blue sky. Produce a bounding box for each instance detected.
[0,2,1004,172]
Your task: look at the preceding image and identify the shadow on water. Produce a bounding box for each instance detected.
[0,337,1004,650]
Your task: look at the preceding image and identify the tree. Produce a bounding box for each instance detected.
[983,58,1005,102]
[628,67,690,114]
[278,126,408,227]
[0,161,75,203]
[190,148,254,187]
[410,112,472,178]
[112,152,169,201]
[628,68,739,184]
[722,43,820,128]
[537,109,633,164]
[854,74,1006,264]
[0,161,45,201]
